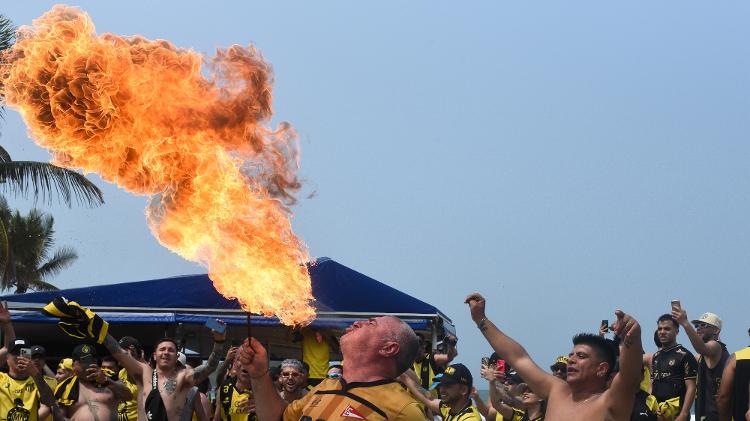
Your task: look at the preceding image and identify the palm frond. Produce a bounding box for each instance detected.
[0,146,12,164]
[23,278,59,292]
[36,246,77,280]
[0,15,14,53]
[0,161,104,207]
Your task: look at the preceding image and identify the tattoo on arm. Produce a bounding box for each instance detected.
[32,373,56,407]
[103,335,126,355]
[192,342,223,383]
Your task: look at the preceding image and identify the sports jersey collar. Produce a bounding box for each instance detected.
[339,378,395,391]
[658,343,682,354]
[444,400,474,416]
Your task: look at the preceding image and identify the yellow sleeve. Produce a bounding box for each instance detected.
[282,388,317,421]
[395,402,428,421]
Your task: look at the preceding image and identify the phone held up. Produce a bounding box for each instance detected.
[19,348,31,359]
[205,318,226,334]
[671,300,681,312]
[601,319,609,332]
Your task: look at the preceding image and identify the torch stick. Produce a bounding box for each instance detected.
[246,312,252,340]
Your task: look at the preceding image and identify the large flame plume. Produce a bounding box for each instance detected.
[1,5,315,325]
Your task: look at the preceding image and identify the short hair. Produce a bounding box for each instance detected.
[281,359,305,372]
[100,355,117,364]
[383,317,419,375]
[657,314,679,329]
[154,338,179,350]
[572,333,617,374]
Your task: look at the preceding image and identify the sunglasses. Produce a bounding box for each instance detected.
[693,322,711,329]
[327,373,341,379]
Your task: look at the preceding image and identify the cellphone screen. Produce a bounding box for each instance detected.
[496,359,506,374]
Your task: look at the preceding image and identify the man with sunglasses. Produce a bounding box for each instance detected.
[672,307,730,421]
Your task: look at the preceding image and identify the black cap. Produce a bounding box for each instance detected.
[30,345,45,357]
[72,344,98,361]
[8,338,29,354]
[439,363,472,389]
[119,336,142,350]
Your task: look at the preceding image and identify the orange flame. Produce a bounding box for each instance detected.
[1,5,315,325]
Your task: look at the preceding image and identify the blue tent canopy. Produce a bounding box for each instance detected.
[1,257,455,336]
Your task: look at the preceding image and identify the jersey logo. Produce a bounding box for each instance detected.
[668,359,675,366]
[341,405,366,419]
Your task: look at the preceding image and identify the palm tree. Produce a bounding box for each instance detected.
[0,197,75,293]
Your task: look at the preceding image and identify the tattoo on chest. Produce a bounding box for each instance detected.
[86,398,102,421]
[163,376,177,394]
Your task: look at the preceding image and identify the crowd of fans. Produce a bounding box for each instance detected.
[0,295,747,421]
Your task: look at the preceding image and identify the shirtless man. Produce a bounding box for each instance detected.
[53,344,133,421]
[465,292,643,421]
[101,326,226,421]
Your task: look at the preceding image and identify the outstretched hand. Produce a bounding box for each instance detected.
[464,293,487,324]
[0,302,11,324]
[238,337,269,379]
[611,310,641,346]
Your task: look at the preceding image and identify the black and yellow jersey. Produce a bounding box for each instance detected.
[283,378,424,421]
[731,346,750,421]
[117,369,138,421]
[495,407,523,421]
[651,344,698,405]
[438,401,481,421]
[218,377,257,421]
[0,372,42,421]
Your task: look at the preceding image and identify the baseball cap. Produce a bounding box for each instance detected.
[118,336,142,350]
[692,313,722,330]
[8,338,30,354]
[550,355,568,370]
[439,363,473,389]
[31,345,46,357]
[72,344,98,361]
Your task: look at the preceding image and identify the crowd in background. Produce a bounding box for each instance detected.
[0,296,748,421]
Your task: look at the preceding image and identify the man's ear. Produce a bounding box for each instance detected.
[596,362,609,378]
[379,341,400,359]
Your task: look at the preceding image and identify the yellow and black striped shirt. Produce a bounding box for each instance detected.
[283,378,425,421]
[439,402,481,421]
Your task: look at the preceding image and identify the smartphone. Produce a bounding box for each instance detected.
[481,357,490,368]
[496,359,506,375]
[601,320,609,332]
[205,318,226,334]
[671,300,681,312]
[19,348,31,359]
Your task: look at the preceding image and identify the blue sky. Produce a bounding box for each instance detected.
[3,1,750,382]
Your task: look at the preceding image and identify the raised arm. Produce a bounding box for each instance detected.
[20,355,69,421]
[471,387,496,420]
[239,337,288,421]
[186,323,226,386]
[672,308,721,359]
[465,293,559,398]
[0,301,15,366]
[102,334,147,380]
[606,310,643,419]
[397,369,441,414]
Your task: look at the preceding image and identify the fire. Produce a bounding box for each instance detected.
[1,5,315,325]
